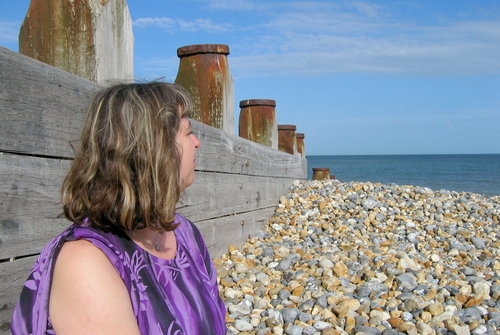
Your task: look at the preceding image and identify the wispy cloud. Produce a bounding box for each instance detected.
[349,1,384,17]
[177,18,232,33]
[133,17,176,30]
[202,0,254,11]
[0,21,20,44]
[133,17,233,33]
[227,2,500,77]
[134,1,500,78]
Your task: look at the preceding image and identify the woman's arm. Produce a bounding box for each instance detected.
[49,239,141,335]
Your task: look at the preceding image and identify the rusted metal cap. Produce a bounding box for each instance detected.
[239,99,276,108]
[296,133,305,139]
[177,44,230,57]
[312,168,330,172]
[278,124,297,131]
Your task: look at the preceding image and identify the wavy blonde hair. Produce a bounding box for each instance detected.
[61,82,192,232]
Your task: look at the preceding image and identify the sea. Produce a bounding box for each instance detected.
[305,154,500,197]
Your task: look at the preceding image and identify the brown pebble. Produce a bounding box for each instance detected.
[344,316,355,333]
[397,321,417,332]
[228,244,239,253]
[427,302,444,316]
[420,311,432,322]
[292,286,304,297]
[220,278,234,287]
[333,261,349,277]
[424,288,437,300]
[455,294,469,305]
[468,320,481,331]
[321,328,338,335]
[333,299,360,318]
[464,296,483,308]
[387,317,403,327]
[350,275,361,284]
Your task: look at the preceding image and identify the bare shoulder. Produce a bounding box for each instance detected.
[49,239,140,335]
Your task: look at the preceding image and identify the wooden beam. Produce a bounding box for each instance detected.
[178,171,295,222]
[0,153,301,260]
[0,46,99,158]
[192,119,306,178]
[197,207,277,257]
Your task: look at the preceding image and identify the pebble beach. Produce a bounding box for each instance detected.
[213,179,500,335]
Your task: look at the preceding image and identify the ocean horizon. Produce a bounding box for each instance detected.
[305,154,500,197]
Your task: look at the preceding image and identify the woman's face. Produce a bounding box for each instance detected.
[176,117,201,189]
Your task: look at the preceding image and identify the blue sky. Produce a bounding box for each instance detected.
[1,0,499,155]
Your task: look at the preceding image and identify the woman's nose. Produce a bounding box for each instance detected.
[192,134,201,148]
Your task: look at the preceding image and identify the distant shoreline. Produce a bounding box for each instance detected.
[306,154,500,197]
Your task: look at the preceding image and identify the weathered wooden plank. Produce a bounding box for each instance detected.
[197,207,277,258]
[1,153,298,260]
[0,46,100,158]
[0,153,71,260]
[192,119,307,178]
[178,171,295,222]
[0,256,37,333]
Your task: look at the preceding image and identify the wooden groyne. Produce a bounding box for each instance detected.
[0,45,306,331]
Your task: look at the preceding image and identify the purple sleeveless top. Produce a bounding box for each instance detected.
[11,214,227,335]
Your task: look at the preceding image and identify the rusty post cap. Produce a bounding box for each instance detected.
[312,168,330,171]
[296,133,305,139]
[239,99,276,108]
[177,44,230,57]
[278,124,296,131]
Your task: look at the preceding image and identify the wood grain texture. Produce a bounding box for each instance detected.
[197,207,277,257]
[0,151,297,260]
[0,46,99,157]
[0,153,71,260]
[177,172,295,222]
[192,119,306,178]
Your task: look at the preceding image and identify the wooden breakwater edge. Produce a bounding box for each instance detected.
[0,46,306,331]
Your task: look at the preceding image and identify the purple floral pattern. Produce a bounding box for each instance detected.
[11,214,226,335]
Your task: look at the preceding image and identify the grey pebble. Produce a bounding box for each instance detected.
[286,325,303,335]
[281,308,300,324]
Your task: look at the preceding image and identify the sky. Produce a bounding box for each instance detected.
[1,0,499,155]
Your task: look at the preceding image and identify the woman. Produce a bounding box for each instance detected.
[11,82,227,334]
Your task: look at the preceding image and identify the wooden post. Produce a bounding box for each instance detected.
[238,99,278,149]
[175,44,234,134]
[296,133,305,158]
[312,168,331,180]
[277,125,297,155]
[19,0,134,84]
